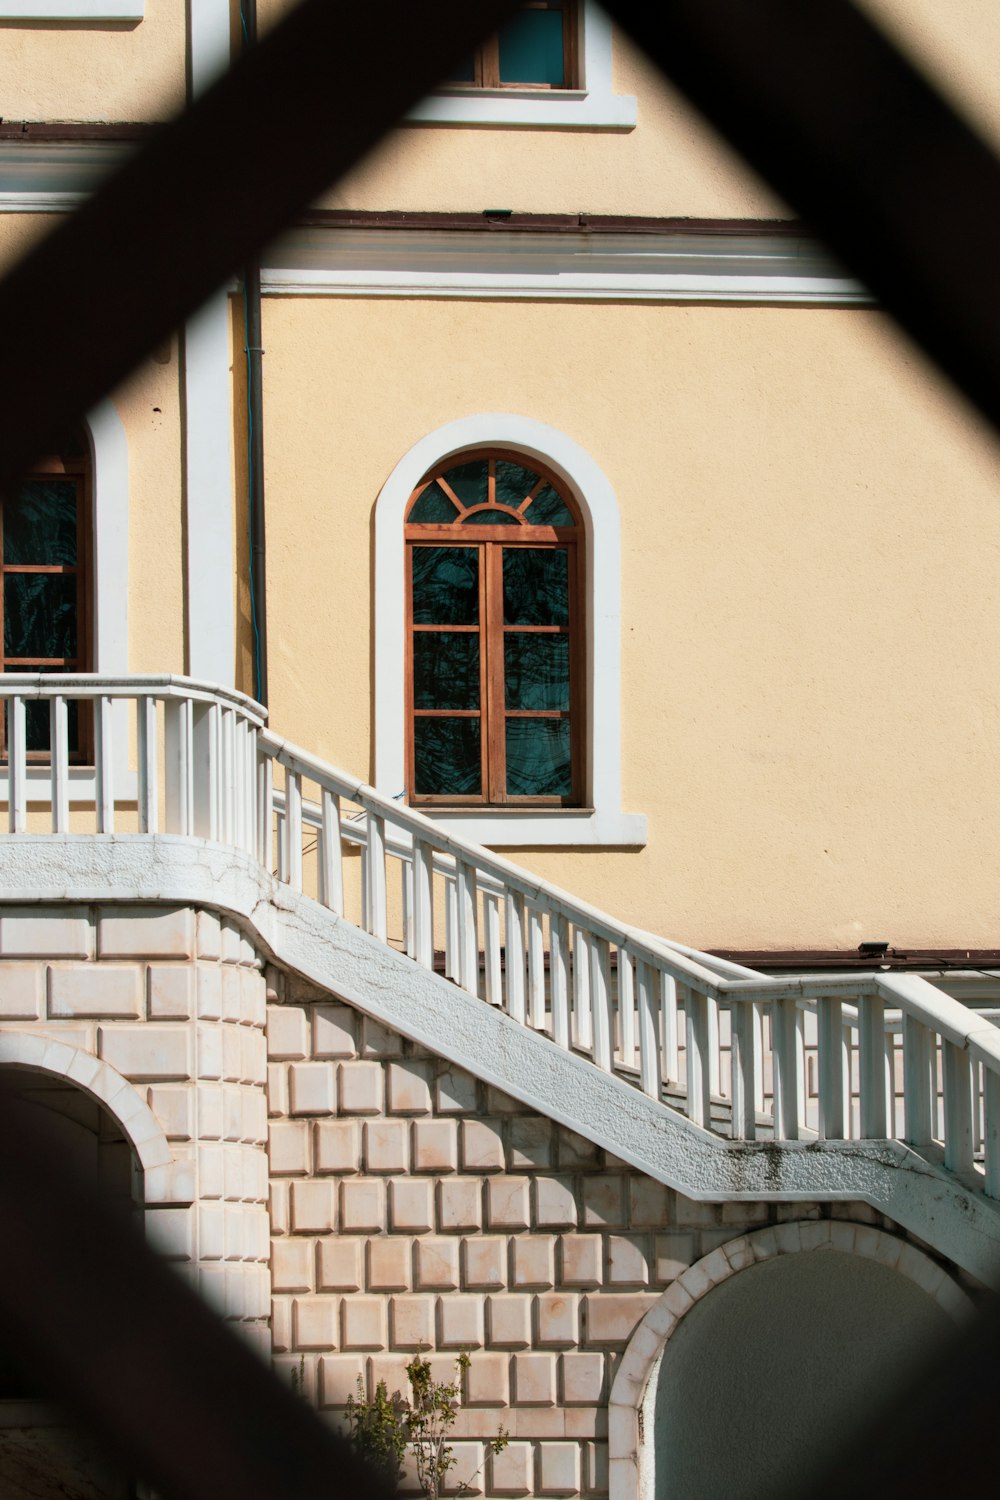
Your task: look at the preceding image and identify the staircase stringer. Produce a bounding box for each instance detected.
[3,833,999,1286]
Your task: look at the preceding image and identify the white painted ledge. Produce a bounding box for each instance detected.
[0,0,143,15]
[2,834,999,1286]
[426,808,647,848]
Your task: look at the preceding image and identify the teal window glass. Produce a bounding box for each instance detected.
[523,483,575,527]
[495,460,538,509]
[504,634,570,711]
[408,482,460,524]
[411,547,479,625]
[498,9,565,84]
[505,718,572,796]
[5,668,80,754]
[441,460,488,510]
[503,548,569,625]
[413,633,480,710]
[5,480,77,565]
[446,53,476,83]
[5,575,78,661]
[414,718,482,796]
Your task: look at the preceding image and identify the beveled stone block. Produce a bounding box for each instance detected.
[560,1351,604,1406]
[436,1065,478,1114]
[629,1175,670,1227]
[533,1176,577,1230]
[313,1004,358,1060]
[535,1291,579,1347]
[509,1117,554,1170]
[512,1352,555,1406]
[338,1061,383,1116]
[368,1237,411,1291]
[362,1017,404,1058]
[437,1294,484,1349]
[271,1236,313,1293]
[268,1120,310,1176]
[461,1119,504,1173]
[0,962,42,1020]
[99,1025,190,1081]
[147,964,193,1021]
[414,1237,460,1290]
[463,1351,509,1407]
[537,1441,580,1496]
[196,964,223,1022]
[266,1004,309,1061]
[266,1062,289,1118]
[319,1354,365,1408]
[582,1174,626,1227]
[386,1060,434,1115]
[317,1236,363,1292]
[512,1236,554,1289]
[196,910,222,960]
[490,1441,533,1497]
[607,1235,650,1287]
[654,1232,695,1283]
[438,1177,483,1232]
[148,1084,193,1142]
[293,1296,339,1351]
[290,1179,336,1234]
[49,963,141,1019]
[340,1178,385,1233]
[486,1294,532,1349]
[289,1060,337,1117]
[487,1177,530,1230]
[98,906,194,960]
[557,1126,599,1168]
[559,1234,602,1288]
[390,1295,435,1351]
[412,1119,458,1174]
[314,1119,361,1175]
[341,1296,387,1351]
[1,907,91,958]
[584,1292,658,1344]
[463,1236,506,1291]
[389,1178,434,1234]
[444,1444,485,1496]
[365,1118,409,1174]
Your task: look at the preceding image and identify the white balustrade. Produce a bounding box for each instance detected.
[3,675,1000,1203]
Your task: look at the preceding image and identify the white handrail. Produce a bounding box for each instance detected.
[2,676,999,1203]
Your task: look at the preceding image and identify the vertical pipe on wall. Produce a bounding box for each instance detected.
[243,0,268,707]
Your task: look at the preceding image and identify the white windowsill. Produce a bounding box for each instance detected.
[0,0,143,15]
[407,87,636,130]
[423,808,646,849]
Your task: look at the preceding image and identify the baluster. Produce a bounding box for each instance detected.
[192,701,220,840]
[983,1068,1000,1199]
[572,926,592,1051]
[402,860,415,959]
[528,909,547,1030]
[50,694,69,833]
[549,913,570,1048]
[95,694,114,833]
[164,697,192,836]
[858,993,887,1138]
[943,1040,975,1175]
[412,837,434,969]
[617,946,635,1070]
[233,717,247,852]
[483,893,502,1005]
[772,996,800,1139]
[276,811,288,883]
[244,723,257,855]
[683,984,711,1128]
[444,877,457,980]
[365,810,388,943]
[220,709,235,844]
[318,789,344,913]
[817,996,847,1140]
[257,752,273,869]
[136,696,158,833]
[7,695,25,833]
[590,936,613,1071]
[707,997,721,1099]
[730,1001,757,1140]
[887,1031,900,1140]
[752,1002,765,1115]
[455,860,478,994]
[504,891,526,1024]
[283,770,303,890]
[637,961,662,1099]
[902,1013,935,1146]
[661,972,679,1084]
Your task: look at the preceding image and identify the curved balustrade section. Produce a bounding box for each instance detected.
[0,676,998,1208]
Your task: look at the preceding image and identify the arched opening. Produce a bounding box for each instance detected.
[646,1246,955,1500]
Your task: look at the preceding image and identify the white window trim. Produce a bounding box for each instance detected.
[407,3,636,131]
[0,0,143,16]
[374,414,646,848]
[0,398,132,799]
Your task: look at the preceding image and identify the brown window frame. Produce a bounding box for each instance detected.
[0,436,94,764]
[445,0,580,91]
[405,448,585,809]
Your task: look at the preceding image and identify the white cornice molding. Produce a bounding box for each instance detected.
[0,0,142,15]
[0,140,131,210]
[263,226,870,307]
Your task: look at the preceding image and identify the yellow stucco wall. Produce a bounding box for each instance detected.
[0,0,186,122]
[258,293,1000,951]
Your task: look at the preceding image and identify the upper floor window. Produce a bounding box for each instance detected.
[1,431,91,756]
[406,452,582,806]
[448,0,579,90]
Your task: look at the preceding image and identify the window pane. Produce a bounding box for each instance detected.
[413,632,480,710]
[446,52,476,82]
[4,574,78,659]
[409,482,460,524]
[505,718,571,796]
[461,509,519,525]
[498,8,565,84]
[503,548,569,625]
[5,480,78,565]
[505,634,570,710]
[411,547,479,625]
[523,483,575,527]
[441,460,488,509]
[495,460,539,509]
[414,717,481,796]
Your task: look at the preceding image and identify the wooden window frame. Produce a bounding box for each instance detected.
[405,449,585,809]
[447,0,580,91]
[0,441,93,763]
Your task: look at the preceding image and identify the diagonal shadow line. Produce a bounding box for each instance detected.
[608,0,1000,440]
[0,0,519,493]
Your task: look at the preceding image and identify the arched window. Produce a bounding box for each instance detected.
[406,451,583,806]
[1,428,92,756]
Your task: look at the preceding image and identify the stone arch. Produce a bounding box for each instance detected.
[608,1219,973,1500]
[0,1030,170,1172]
